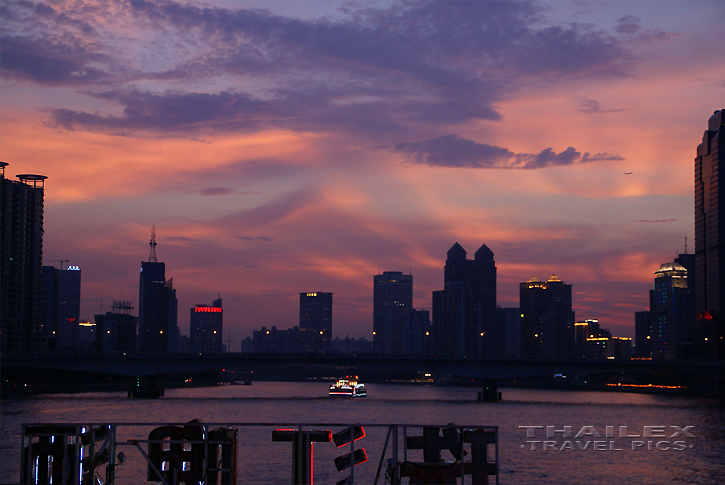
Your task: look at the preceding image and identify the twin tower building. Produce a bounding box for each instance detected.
[373,242,573,358]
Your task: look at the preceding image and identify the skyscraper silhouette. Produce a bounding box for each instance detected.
[520,275,574,359]
[137,229,178,354]
[650,262,691,360]
[1,162,47,353]
[299,292,332,354]
[373,271,413,355]
[694,109,725,359]
[190,298,223,354]
[41,264,81,350]
[94,301,137,354]
[432,243,496,357]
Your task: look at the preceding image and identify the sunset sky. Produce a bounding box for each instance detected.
[2,0,723,345]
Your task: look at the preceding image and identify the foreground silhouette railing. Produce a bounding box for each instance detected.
[20,421,499,484]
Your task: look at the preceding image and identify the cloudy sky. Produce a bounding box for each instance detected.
[2,0,723,344]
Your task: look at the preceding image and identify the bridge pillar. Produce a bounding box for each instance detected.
[478,379,500,402]
[129,376,164,398]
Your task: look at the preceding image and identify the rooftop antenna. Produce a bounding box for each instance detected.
[149,225,158,263]
[48,259,69,270]
[684,236,688,254]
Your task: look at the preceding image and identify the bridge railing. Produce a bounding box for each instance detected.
[20,421,499,485]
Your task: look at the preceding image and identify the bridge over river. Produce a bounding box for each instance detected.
[3,354,724,403]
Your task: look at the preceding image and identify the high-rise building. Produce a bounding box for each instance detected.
[405,309,431,356]
[252,325,300,354]
[78,320,96,351]
[373,271,413,355]
[41,264,81,350]
[694,109,725,359]
[299,292,332,354]
[575,319,597,359]
[541,275,575,359]
[519,277,547,358]
[431,242,497,357]
[520,275,575,359]
[498,307,521,358]
[190,298,223,354]
[585,336,632,360]
[1,162,47,353]
[94,301,137,354]
[649,261,692,360]
[137,229,178,354]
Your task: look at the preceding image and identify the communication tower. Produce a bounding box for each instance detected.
[149,225,158,263]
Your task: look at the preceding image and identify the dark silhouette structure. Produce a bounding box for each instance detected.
[0,162,47,353]
[252,325,300,354]
[432,243,497,357]
[406,309,431,356]
[634,311,652,358]
[373,271,413,355]
[41,264,81,350]
[138,228,178,354]
[650,262,693,360]
[94,301,137,354]
[190,298,223,354]
[520,275,574,359]
[694,108,725,359]
[299,292,332,354]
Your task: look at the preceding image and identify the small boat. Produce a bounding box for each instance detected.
[329,377,366,397]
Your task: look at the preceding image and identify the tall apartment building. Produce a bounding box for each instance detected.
[649,261,692,360]
[405,309,431,356]
[190,298,223,354]
[373,271,413,355]
[299,292,332,354]
[432,242,497,357]
[1,162,47,353]
[694,109,725,359]
[41,264,81,350]
[138,229,178,354]
[94,301,137,354]
[520,275,575,359]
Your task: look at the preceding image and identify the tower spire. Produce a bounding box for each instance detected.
[149,225,158,263]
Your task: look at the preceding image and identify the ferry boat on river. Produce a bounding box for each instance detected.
[329,377,366,397]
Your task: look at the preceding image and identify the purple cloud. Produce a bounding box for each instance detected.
[576,97,625,114]
[0,36,112,85]
[0,0,662,138]
[395,134,623,169]
[395,134,514,168]
[199,187,234,196]
[238,236,273,243]
[616,15,643,35]
[616,15,674,42]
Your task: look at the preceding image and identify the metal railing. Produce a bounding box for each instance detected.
[21,421,498,485]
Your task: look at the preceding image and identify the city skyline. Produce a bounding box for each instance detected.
[2,0,723,344]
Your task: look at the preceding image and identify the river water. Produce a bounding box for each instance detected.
[1,382,724,484]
